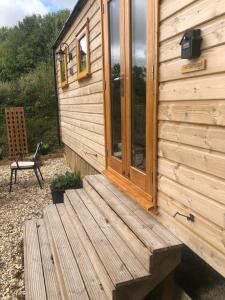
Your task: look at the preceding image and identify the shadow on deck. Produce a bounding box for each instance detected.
[24,174,183,300]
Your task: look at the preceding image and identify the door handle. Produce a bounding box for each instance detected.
[120,74,124,97]
[113,75,124,96]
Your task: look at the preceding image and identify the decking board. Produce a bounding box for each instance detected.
[37,219,62,300]
[76,189,150,278]
[24,174,183,300]
[66,189,134,285]
[93,175,181,248]
[85,175,169,253]
[83,178,151,268]
[56,204,108,300]
[64,195,115,299]
[45,205,90,300]
[24,220,47,300]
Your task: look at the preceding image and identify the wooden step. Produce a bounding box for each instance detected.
[24,220,61,300]
[44,204,107,300]
[84,175,181,254]
[82,178,151,268]
[64,195,115,299]
[24,174,183,300]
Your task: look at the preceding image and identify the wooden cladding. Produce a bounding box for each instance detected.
[157,0,225,277]
[56,0,105,173]
[5,107,28,157]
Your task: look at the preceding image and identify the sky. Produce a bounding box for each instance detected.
[0,0,77,27]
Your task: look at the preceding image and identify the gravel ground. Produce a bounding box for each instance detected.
[0,158,69,299]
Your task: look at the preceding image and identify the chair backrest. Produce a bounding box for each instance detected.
[34,142,42,162]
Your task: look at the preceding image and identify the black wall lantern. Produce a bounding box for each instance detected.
[180,29,202,59]
[56,42,73,62]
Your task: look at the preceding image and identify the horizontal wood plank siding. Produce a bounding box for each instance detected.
[64,145,99,176]
[157,0,225,277]
[56,0,105,173]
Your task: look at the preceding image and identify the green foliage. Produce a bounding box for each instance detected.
[51,171,82,192]
[0,10,70,157]
[40,143,50,155]
[0,11,70,82]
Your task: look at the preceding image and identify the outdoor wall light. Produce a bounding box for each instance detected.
[56,42,73,62]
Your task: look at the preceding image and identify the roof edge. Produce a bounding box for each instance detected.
[53,0,87,50]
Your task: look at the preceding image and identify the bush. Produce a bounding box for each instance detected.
[50,171,82,193]
[40,143,50,155]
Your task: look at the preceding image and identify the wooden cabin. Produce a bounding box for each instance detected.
[23,0,225,299]
[53,0,225,278]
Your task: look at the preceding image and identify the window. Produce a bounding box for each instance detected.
[76,20,90,80]
[59,49,69,89]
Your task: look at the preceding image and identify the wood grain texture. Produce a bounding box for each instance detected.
[37,219,62,300]
[160,44,225,82]
[46,205,90,300]
[85,175,170,253]
[158,100,225,125]
[24,175,182,299]
[160,0,225,42]
[55,0,105,173]
[83,178,151,268]
[160,0,196,21]
[57,204,108,300]
[157,0,225,278]
[66,189,133,285]
[159,74,225,101]
[24,220,47,300]
[64,195,115,299]
[160,13,225,62]
[94,175,181,248]
[64,145,99,176]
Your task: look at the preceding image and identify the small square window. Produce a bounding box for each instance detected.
[59,49,69,89]
[76,20,90,80]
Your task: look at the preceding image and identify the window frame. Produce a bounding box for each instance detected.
[76,20,90,80]
[59,48,69,89]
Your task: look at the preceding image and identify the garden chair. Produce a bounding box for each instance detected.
[9,142,44,192]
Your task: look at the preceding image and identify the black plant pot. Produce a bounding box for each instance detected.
[51,189,64,204]
[40,148,49,155]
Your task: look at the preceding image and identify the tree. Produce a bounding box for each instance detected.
[0,10,70,155]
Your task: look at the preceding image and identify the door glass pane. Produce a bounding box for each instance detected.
[131,0,146,171]
[109,0,122,159]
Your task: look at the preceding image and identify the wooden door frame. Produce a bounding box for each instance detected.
[102,0,159,211]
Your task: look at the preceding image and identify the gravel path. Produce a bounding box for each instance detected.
[0,158,69,299]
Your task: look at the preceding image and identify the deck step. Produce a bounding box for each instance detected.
[24,220,61,300]
[84,175,181,254]
[24,174,183,300]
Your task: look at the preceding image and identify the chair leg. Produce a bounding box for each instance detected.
[14,170,17,183]
[34,168,42,189]
[9,169,14,193]
[37,167,44,181]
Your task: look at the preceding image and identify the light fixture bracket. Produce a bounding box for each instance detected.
[56,42,73,62]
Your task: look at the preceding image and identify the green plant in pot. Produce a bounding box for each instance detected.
[40,143,50,155]
[50,171,82,204]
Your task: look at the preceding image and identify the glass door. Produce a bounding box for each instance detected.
[104,0,155,197]
[125,0,153,194]
[104,0,126,175]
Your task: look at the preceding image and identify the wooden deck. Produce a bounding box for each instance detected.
[24,174,183,300]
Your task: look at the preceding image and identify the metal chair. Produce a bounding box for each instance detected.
[9,142,44,192]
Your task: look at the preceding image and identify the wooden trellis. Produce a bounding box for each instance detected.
[5,107,28,157]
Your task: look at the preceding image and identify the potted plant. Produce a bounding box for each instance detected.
[50,171,82,204]
[40,143,50,155]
